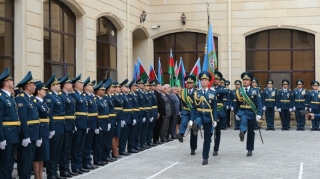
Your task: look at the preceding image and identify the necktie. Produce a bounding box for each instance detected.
[189,90,191,95]
[269,88,271,92]
[245,88,248,93]
[203,89,206,94]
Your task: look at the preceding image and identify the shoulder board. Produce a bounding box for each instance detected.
[197,89,201,91]
[58,92,62,95]
[46,99,51,103]
[33,99,36,103]
[120,93,123,95]
[72,91,75,93]
[111,94,114,96]
[19,93,24,97]
[83,93,86,96]
[0,93,2,96]
[129,92,132,94]
[274,88,277,89]
[49,92,52,94]
[94,97,97,100]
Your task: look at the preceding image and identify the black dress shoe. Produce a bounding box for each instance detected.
[160,139,168,143]
[135,147,141,151]
[72,169,82,175]
[202,159,208,165]
[94,162,105,166]
[239,132,244,142]
[171,136,176,139]
[47,176,57,179]
[112,155,122,159]
[302,128,305,131]
[119,152,130,156]
[128,149,139,153]
[166,138,173,142]
[227,125,231,127]
[154,141,161,145]
[83,164,94,170]
[55,175,66,179]
[103,157,115,162]
[79,168,90,172]
[311,128,316,131]
[60,171,72,178]
[271,128,275,131]
[90,164,98,169]
[67,171,77,176]
[147,143,156,147]
[176,134,183,143]
[192,123,199,136]
[191,149,195,155]
[246,150,252,156]
[102,161,108,165]
[212,151,218,156]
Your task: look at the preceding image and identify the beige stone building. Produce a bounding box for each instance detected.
[0,0,319,89]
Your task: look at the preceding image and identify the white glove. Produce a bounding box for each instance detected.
[256,115,261,122]
[293,107,296,111]
[22,138,31,147]
[277,108,281,112]
[95,128,100,134]
[86,128,89,134]
[226,106,229,109]
[132,119,136,125]
[74,127,77,131]
[143,117,146,123]
[49,131,55,139]
[36,139,42,147]
[121,120,125,127]
[309,108,312,112]
[289,108,292,112]
[188,120,193,128]
[231,107,234,111]
[150,117,154,122]
[274,106,277,111]
[108,123,111,131]
[0,140,7,150]
[262,106,266,111]
[235,115,240,121]
[305,107,308,111]
[212,121,217,128]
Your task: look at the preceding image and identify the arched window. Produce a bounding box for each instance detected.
[154,32,218,83]
[0,0,14,76]
[96,17,117,82]
[43,0,76,81]
[246,29,315,89]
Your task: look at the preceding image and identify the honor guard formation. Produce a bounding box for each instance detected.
[1,67,320,179]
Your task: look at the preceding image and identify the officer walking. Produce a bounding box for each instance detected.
[292,80,307,131]
[307,81,320,130]
[262,80,277,131]
[276,80,293,131]
[230,80,242,130]
[16,71,40,179]
[191,71,217,165]
[0,68,20,179]
[235,72,262,157]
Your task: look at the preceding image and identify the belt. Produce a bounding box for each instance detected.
[53,116,65,120]
[295,99,305,102]
[123,109,133,112]
[152,106,158,109]
[265,99,275,101]
[139,107,145,110]
[88,113,98,117]
[183,107,190,111]
[233,100,236,102]
[98,115,109,119]
[114,107,123,110]
[311,101,320,104]
[39,118,49,123]
[65,116,75,119]
[240,105,252,109]
[280,100,290,103]
[75,112,88,116]
[133,108,140,112]
[109,114,116,117]
[27,120,40,125]
[217,103,224,106]
[197,108,212,112]
[3,121,21,126]
[145,107,152,110]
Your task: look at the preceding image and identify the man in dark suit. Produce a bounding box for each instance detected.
[153,82,165,144]
[160,84,171,142]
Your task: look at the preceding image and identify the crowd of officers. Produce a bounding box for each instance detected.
[1,65,319,178]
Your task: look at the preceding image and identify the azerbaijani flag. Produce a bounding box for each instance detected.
[202,22,216,87]
[177,57,186,88]
[132,62,138,81]
[190,58,201,88]
[149,63,157,81]
[137,58,149,80]
[157,58,164,85]
[168,49,175,87]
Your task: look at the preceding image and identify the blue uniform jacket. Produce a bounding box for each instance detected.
[136,89,146,119]
[181,88,196,121]
[149,90,158,118]
[262,88,277,108]
[230,89,239,112]
[103,94,115,117]
[276,89,293,109]
[0,90,20,143]
[84,93,98,130]
[212,86,229,118]
[292,88,307,109]
[35,98,50,138]
[128,91,139,120]
[306,90,320,110]
[113,93,124,120]
[96,96,109,131]
[236,87,262,119]
[71,90,88,129]
[60,91,75,132]
[16,91,40,140]
[194,89,218,123]
[45,91,65,134]
[121,93,133,124]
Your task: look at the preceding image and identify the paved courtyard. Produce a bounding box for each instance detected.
[13,127,320,179]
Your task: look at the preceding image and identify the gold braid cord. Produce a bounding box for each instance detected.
[194,91,215,124]
[236,89,244,102]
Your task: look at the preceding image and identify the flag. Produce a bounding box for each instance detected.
[202,22,216,87]
[168,49,175,87]
[177,57,186,88]
[157,58,164,84]
[137,58,149,80]
[149,63,156,81]
[174,60,178,77]
[190,58,202,88]
[132,62,137,81]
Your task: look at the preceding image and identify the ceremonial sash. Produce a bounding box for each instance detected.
[239,87,258,114]
[182,89,193,111]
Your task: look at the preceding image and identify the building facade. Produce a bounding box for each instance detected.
[0,0,319,89]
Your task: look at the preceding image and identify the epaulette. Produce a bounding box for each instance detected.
[94,97,96,100]
[19,93,24,97]
[83,93,86,96]
[120,93,123,95]
[129,92,132,94]
[58,92,62,95]
[0,93,2,96]
[111,93,114,96]
[72,91,75,93]
[48,92,52,94]
[33,99,36,103]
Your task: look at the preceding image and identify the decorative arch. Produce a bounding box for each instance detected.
[151,28,220,40]
[132,25,150,39]
[244,25,317,37]
[96,12,125,30]
[59,0,85,16]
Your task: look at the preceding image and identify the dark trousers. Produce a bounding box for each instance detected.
[47,134,64,177]
[17,140,36,179]
[82,129,94,166]
[295,108,305,129]
[213,118,222,152]
[246,118,255,151]
[128,122,137,151]
[226,108,231,127]
[147,117,156,144]
[266,107,275,128]
[202,123,212,160]
[119,123,130,153]
[0,143,17,179]
[140,118,149,146]
[160,116,170,141]
[169,115,178,138]
[280,109,290,128]
[234,111,240,129]
[93,131,107,164]
[311,109,320,129]
[153,117,163,142]
[190,129,198,150]
[102,118,115,160]
[59,131,73,173]
[71,129,86,171]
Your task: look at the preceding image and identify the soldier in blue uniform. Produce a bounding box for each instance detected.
[0,68,20,179]
[127,79,140,153]
[118,79,133,156]
[16,71,40,179]
[176,75,198,155]
[102,81,116,162]
[191,71,218,165]
[230,80,242,130]
[70,74,90,174]
[235,72,262,157]
[276,79,293,131]
[135,78,146,150]
[292,80,307,131]
[32,81,49,179]
[224,80,231,128]
[212,71,228,156]
[140,80,152,149]
[307,81,320,130]
[58,74,77,177]
[262,80,277,131]
[93,80,110,166]
[147,80,158,147]
[112,82,124,158]
[44,74,66,179]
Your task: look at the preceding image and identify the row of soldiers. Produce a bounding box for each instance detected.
[0,67,171,179]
